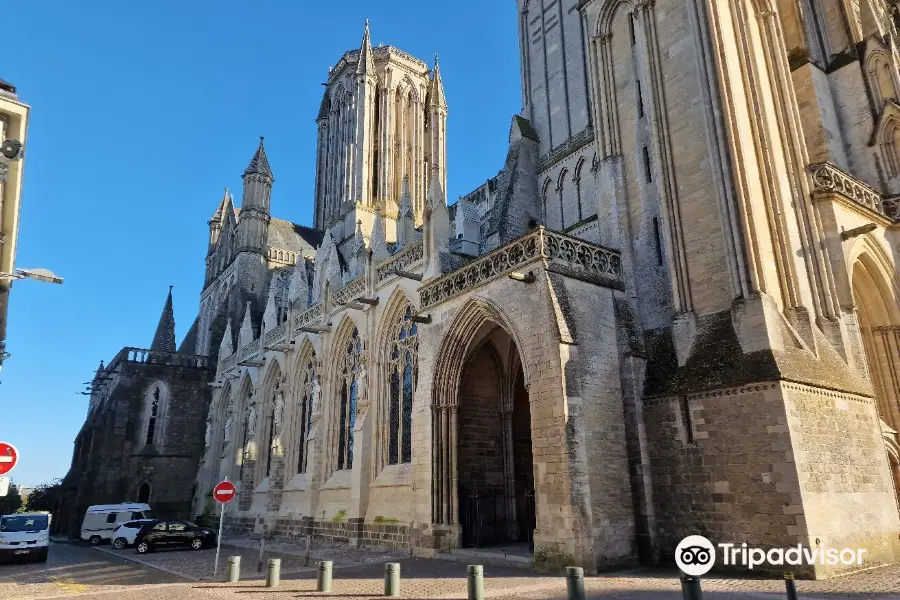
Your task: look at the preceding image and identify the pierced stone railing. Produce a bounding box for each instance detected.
[809,162,896,220]
[107,346,209,372]
[293,302,323,333]
[237,338,261,362]
[330,276,366,312]
[264,322,287,346]
[376,241,424,285]
[221,352,238,372]
[419,227,622,311]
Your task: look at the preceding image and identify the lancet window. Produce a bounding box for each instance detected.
[337,328,363,470]
[296,354,317,474]
[388,308,418,464]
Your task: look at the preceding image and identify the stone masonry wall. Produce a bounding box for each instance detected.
[458,345,506,496]
[782,382,900,576]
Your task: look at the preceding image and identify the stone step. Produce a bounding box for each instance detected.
[436,548,534,570]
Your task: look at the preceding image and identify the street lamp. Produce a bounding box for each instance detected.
[0,268,64,284]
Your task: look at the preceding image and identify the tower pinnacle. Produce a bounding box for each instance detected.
[149,286,177,353]
[243,136,274,181]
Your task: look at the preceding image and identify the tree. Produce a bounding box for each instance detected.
[24,479,62,513]
[0,483,22,514]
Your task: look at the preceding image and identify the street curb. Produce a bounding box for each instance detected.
[91,546,199,582]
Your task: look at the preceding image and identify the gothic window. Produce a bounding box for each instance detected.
[296,354,317,474]
[388,307,419,465]
[264,379,280,478]
[556,169,569,229]
[337,328,363,471]
[239,388,252,480]
[573,159,585,224]
[541,178,553,227]
[146,387,160,445]
[881,117,900,177]
[868,52,897,106]
[143,384,168,448]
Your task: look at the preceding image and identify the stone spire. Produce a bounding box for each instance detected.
[219,318,234,359]
[356,20,376,77]
[399,175,413,218]
[427,54,448,110]
[210,188,230,222]
[243,137,274,182]
[150,286,177,353]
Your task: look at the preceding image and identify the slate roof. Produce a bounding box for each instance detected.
[244,137,274,180]
[0,77,15,95]
[268,218,325,254]
[514,115,539,142]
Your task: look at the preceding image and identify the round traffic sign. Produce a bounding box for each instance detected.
[0,443,18,476]
[213,480,236,504]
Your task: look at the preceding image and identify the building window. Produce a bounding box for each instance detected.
[642,146,652,182]
[388,307,419,465]
[629,14,636,45]
[265,379,280,478]
[636,80,644,119]
[145,387,160,445]
[297,353,317,474]
[337,328,363,470]
[653,217,664,265]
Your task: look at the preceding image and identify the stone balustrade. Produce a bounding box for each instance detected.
[264,322,288,346]
[419,227,623,311]
[809,162,899,221]
[106,346,208,373]
[375,240,424,285]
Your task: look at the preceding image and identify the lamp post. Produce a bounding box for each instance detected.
[0,267,63,370]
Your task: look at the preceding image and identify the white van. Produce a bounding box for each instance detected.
[80,503,152,545]
[0,512,51,562]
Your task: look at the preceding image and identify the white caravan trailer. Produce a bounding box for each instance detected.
[80,503,152,545]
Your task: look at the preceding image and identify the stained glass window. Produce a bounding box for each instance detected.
[337,328,363,470]
[297,355,317,474]
[388,307,419,465]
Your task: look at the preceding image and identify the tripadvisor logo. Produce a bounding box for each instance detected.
[675,535,868,576]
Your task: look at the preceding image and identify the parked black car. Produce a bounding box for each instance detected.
[133,519,216,554]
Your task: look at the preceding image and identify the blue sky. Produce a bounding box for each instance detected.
[2,1,522,487]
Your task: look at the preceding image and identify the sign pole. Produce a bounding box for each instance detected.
[212,477,235,579]
[214,499,225,577]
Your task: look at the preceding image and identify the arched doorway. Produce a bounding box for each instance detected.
[432,306,536,553]
[850,247,900,507]
[138,483,151,504]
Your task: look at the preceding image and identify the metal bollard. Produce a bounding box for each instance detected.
[566,566,585,600]
[467,564,484,600]
[784,573,798,600]
[227,556,241,582]
[317,560,333,593]
[680,574,703,600]
[384,562,400,597]
[266,558,281,588]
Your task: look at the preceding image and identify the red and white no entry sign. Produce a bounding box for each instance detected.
[0,443,18,476]
[213,480,236,504]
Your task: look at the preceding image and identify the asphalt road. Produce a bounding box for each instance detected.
[0,541,187,599]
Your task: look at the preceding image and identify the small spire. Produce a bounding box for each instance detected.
[149,287,177,353]
[428,53,447,110]
[243,136,274,181]
[357,19,376,76]
[399,175,413,218]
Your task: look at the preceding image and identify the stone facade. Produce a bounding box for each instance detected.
[58,3,900,580]
[58,290,210,536]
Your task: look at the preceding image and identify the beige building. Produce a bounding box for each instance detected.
[189,5,900,579]
[0,77,30,368]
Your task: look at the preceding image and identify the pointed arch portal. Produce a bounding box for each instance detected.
[431,300,536,550]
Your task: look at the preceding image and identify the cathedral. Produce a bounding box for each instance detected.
[72,0,900,580]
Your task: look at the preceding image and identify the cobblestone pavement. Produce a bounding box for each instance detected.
[0,541,185,599]
[219,533,410,565]
[4,544,900,599]
[94,545,313,582]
